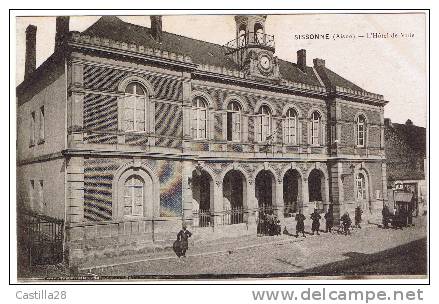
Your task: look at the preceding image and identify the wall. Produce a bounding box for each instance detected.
[17,69,66,161]
[16,158,66,220]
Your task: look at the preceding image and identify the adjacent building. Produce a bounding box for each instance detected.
[16,15,389,267]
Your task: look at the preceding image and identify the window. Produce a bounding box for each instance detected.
[192,97,208,139]
[357,115,366,147]
[257,105,271,142]
[238,24,246,47]
[39,106,45,143]
[254,23,264,44]
[123,82,146,132]
[311,111,321,146]
[38,180,44,212]
[356,173,366,200]
[285,108,297,145]
[30,111,36,146]
[123,175,144,216]
[29,180,35,210]
[227,101,242,142]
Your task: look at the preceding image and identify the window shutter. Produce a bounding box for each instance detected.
[255,115,261,143]
[242,115,248,142]
[307,120,312,145]
[298,120,302,145]
[222,112,227,140]
[209,112,215,140]
[322,122,326,146]
[282,118,286,144]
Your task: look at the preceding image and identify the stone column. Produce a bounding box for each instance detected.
[182,73,192,152]
[68,62,84,147]
[182,160,193,227]
[301,177,309,214]
[65,156,85,267]
[275,180,286,226]
[213,179,223,226]
[329,162,344,222]
[246,180,257,233]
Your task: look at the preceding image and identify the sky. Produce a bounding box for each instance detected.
[15,13,427,127]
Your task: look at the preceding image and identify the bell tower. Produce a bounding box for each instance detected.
[224,15,280,81]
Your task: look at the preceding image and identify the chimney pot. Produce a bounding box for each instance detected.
[55,16,70,50]
[150,15,163,42]
[313,58,326,68]
[25,25,37,79]
[297,49,307,72]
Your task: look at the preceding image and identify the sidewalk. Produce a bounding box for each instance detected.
[80,220,380,273]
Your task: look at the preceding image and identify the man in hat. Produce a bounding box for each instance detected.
[310,209,321,235]
[176,222,192,258]
[341,212,352,236]
[295,210,306,237]
[324,206,334,233]
[354,206,363,228]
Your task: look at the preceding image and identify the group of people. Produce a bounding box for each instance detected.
[257,213,282,236]
[294,206,363,237]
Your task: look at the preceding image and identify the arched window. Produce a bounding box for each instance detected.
[124,82,147,132]
[356,173,366,201]
[254,23,264,44]
[238,24,247,47]
[311,111,321,146]
[257,105,271,142]
[357,115,366,147]
[123,175,144,216]
[192,97,208,139]
[227,101,242,142]
[285,108,298,145]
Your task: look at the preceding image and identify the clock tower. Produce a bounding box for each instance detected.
[224,15,280,81]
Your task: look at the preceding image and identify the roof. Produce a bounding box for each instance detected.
[314,65,365,92]
[81,16,350,88]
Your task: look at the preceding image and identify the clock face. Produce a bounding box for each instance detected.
[260,55,271,70]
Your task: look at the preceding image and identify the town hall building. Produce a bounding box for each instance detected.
[16,15,389,267]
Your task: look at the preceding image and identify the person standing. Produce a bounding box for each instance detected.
[310,209,321,235]
[324,207,334,233]
[295,210,306,237]
[177,223,192,258]
[354,206,363,228]
[341,212,352,236]
[382,205,390,229]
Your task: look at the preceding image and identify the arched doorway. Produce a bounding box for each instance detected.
[223,170,247,224]
[283,169,302,216]
[192,169,213,227]
[308,169,326,212]
[255,170,276,211]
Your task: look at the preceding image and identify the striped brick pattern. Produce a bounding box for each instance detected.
[155,102,183,148]
[83,93,118,144]
[84,159,120,221]
[83,65,182,101]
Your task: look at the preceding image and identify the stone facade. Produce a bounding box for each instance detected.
[16,15,389,267]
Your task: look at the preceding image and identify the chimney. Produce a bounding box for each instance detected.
[24,25,37,79]
[313,58,326,68]
[150,15,163,42]
[297,49,307,72]
[55,16,70,51]
[384,118,392,127]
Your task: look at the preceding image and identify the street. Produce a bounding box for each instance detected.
[89,217,427,279]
